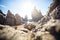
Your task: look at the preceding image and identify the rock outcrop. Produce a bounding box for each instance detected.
[38,15,50,25]
[6,10,15,26]
[50,6,60,19]
[48,0,60,16]
[0,10,23,26]
[42,19,60,40]
[35,0,60,40]
[15,14,22,25]
[0,10,6,25]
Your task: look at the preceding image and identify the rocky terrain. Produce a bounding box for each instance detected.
[0,0,60,40]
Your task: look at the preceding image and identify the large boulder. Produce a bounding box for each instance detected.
[24,24,36,31]
[6,10,15,26]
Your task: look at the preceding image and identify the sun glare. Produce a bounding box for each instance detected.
[19,1,34,19]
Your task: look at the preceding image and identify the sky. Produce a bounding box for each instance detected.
[0,0,53,19]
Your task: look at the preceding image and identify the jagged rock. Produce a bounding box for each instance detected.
[42,19,60,40]
[48,0,60,15]
[6,10,15,26]
[34,19,60,40]
[15,14,22,25]
[0,10,6,25]
[50,6,60,19]
[31,7,43,22]
[38,15,50,26]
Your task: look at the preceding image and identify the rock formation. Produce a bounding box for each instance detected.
[36,0,60,40]
[48,0,60,16]
[38,15,50,25]
[15,14,22,25]
[6,10,15,26]
[50,6,60,19]
[31,7,43,22]
[0,10,6,25]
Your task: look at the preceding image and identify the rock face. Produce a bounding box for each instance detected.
[0,10,23,26]
[47,0,60,19]
[35,0,60,40]
[48,0,60,15]
[6,10,15,26]
[31,7,43,22]
[43,19,60,40]
[0,10,6,25]
[34,19,60,40]
[15,14,22,25]
[50,6,60,19]
[38,15,50,25]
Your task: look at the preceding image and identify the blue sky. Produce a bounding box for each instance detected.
[0,0,52,19]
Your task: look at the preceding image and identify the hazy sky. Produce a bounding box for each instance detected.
[0,0,52,19]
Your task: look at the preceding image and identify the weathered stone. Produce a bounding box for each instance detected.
[50,6,60,19]
[6,10,15,26]
[48,0,60,15]
[15,14,22,25]
[38,15,50,26]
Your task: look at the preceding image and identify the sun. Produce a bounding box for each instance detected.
[20,1,34,19]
